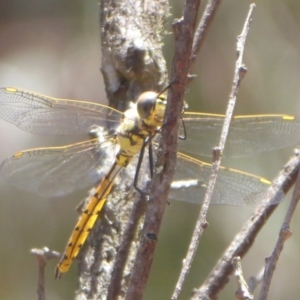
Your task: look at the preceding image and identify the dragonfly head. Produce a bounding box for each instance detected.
[137,91,166,127]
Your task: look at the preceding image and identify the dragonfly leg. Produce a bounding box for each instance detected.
[178,116,187,140]
[148,142,154,179]
[159,115,187,140]
[133,138,149,195]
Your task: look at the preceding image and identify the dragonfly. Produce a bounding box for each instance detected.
[0,87,297,277]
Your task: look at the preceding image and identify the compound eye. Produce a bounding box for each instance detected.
[136,91,158,120]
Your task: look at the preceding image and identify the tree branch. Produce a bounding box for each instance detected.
[125,1,202,299]
[190,0,222,73]
[172,4,255,299]
[76,1,168,299]
[258,149,300,300]
[192,151,300,299]
[31,247,60,300]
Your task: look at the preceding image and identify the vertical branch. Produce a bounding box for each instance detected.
[190,0,222,72]
[100,0,169,111]
[126,1,202,300]
[76,1,168,299]
[106,190,148,299]
[172,4,256,299]
[30,247,60,300]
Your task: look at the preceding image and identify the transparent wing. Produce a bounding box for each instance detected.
[1,141,283,205]
[0,138,117,197]
[0,87,123,135]
[180,113,299,157]
[170,153,284,206]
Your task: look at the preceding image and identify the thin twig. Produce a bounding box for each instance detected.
[233,257,254,300]
[171,4,256,300]
[192,151,300,299]
[258,148,300,300]
[106,191,148,300]
[30,247,60,300]
[248,267,265,294]
[189,0,222,73]
[125,1,202,299]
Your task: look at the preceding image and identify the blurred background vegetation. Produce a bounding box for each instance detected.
[0,1,300,299]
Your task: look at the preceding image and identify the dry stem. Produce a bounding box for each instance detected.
[171,4,256,300]
[258,149,300,300]
[125,0,202,299]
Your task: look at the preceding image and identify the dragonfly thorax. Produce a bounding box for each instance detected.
[116,106,153,162]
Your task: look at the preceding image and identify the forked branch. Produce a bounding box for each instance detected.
[172,4,256,300]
